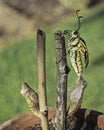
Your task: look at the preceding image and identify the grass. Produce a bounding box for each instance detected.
[0,6,104,124]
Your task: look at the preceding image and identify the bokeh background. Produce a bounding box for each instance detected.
[0,0,104,124]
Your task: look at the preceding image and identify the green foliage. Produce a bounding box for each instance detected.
[0,6,104,124]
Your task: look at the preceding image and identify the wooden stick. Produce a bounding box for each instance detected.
[54,30,70,130]
[37,29,48,130]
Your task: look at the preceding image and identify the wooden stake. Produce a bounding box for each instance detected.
[54,30,70,130]
[37,29,48,130]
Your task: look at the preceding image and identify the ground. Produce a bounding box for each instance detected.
[0,0,71,47]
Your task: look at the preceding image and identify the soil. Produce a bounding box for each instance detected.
[22,108,104,130]
[24,115,100,130]
[0,108,104,130]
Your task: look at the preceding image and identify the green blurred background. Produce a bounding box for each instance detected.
[0,0,104,124]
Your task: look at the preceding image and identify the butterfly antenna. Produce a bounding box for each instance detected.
[76,10,83,31]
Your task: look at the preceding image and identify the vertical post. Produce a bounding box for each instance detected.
[37,29,48,130]
[54,30,70,130]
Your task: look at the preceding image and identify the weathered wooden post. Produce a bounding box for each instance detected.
[54,30,70,130]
